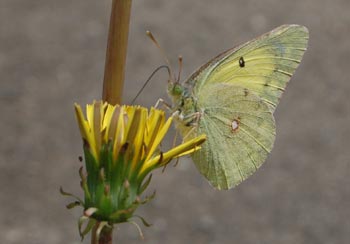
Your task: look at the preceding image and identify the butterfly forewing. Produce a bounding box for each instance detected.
[192,83,276,190]
[186,25,309,112]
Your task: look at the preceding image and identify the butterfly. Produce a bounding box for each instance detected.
[167,25,309,190]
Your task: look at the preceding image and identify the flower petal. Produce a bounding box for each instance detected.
[144,116,173,163]
[142,134,206,173]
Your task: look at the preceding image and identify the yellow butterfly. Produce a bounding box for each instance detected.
[168,25,309,190]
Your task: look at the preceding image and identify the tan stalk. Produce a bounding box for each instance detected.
[102,0,133,105]
[91,222,113,244]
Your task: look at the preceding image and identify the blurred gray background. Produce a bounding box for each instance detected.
[1,0,350,243]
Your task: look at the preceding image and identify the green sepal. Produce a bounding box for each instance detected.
[78,216,93,240]
[83,146,100,204]
[109,206,136,223]
[133,215,152,227]
[139,191,156,205]
[79,167,91,202]
[80,218,97,239]
[66,201,82,209]
[59,186,83,204]
[139,174,152,194]
[99,142,112,182]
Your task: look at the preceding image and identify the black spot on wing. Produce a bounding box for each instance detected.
[239,57,245,67]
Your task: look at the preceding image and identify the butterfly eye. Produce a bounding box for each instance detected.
[172,84,183,95]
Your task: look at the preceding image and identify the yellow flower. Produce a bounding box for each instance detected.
[74,101,205,177]
[68,101,205,238]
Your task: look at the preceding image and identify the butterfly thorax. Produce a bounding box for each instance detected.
[167,81,199,137]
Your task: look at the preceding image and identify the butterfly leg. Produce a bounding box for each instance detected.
[181,111,202,142]
[154,98,172,111]
[172,128,179,148]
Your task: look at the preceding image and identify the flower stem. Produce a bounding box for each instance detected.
[102,0,133,105]
[91,223,113,244]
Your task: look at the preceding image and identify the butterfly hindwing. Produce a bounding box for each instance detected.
[192,83,276,190]
[186,25,309,112]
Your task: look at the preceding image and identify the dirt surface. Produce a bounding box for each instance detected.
[1,0,350,243]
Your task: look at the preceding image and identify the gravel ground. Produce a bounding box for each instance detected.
[1,0,350,243]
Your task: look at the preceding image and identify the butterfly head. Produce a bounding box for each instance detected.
[167,79,184,98]
[168,55,187,99]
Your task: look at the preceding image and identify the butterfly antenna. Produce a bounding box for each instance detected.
[146,30,175,81]
[177,55,183,83]
[131,65,170,105]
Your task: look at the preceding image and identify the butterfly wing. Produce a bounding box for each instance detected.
[186,25,309,111]
[175,25,308,189]
[192,83,275,190]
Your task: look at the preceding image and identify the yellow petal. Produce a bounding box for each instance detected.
[102,104,117,142]
[144,116,173,163]
[142,134,206,172]
[106,105,120,144]
[93,102,102,155]
[74,103,98,160]
[144,108,165,155]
